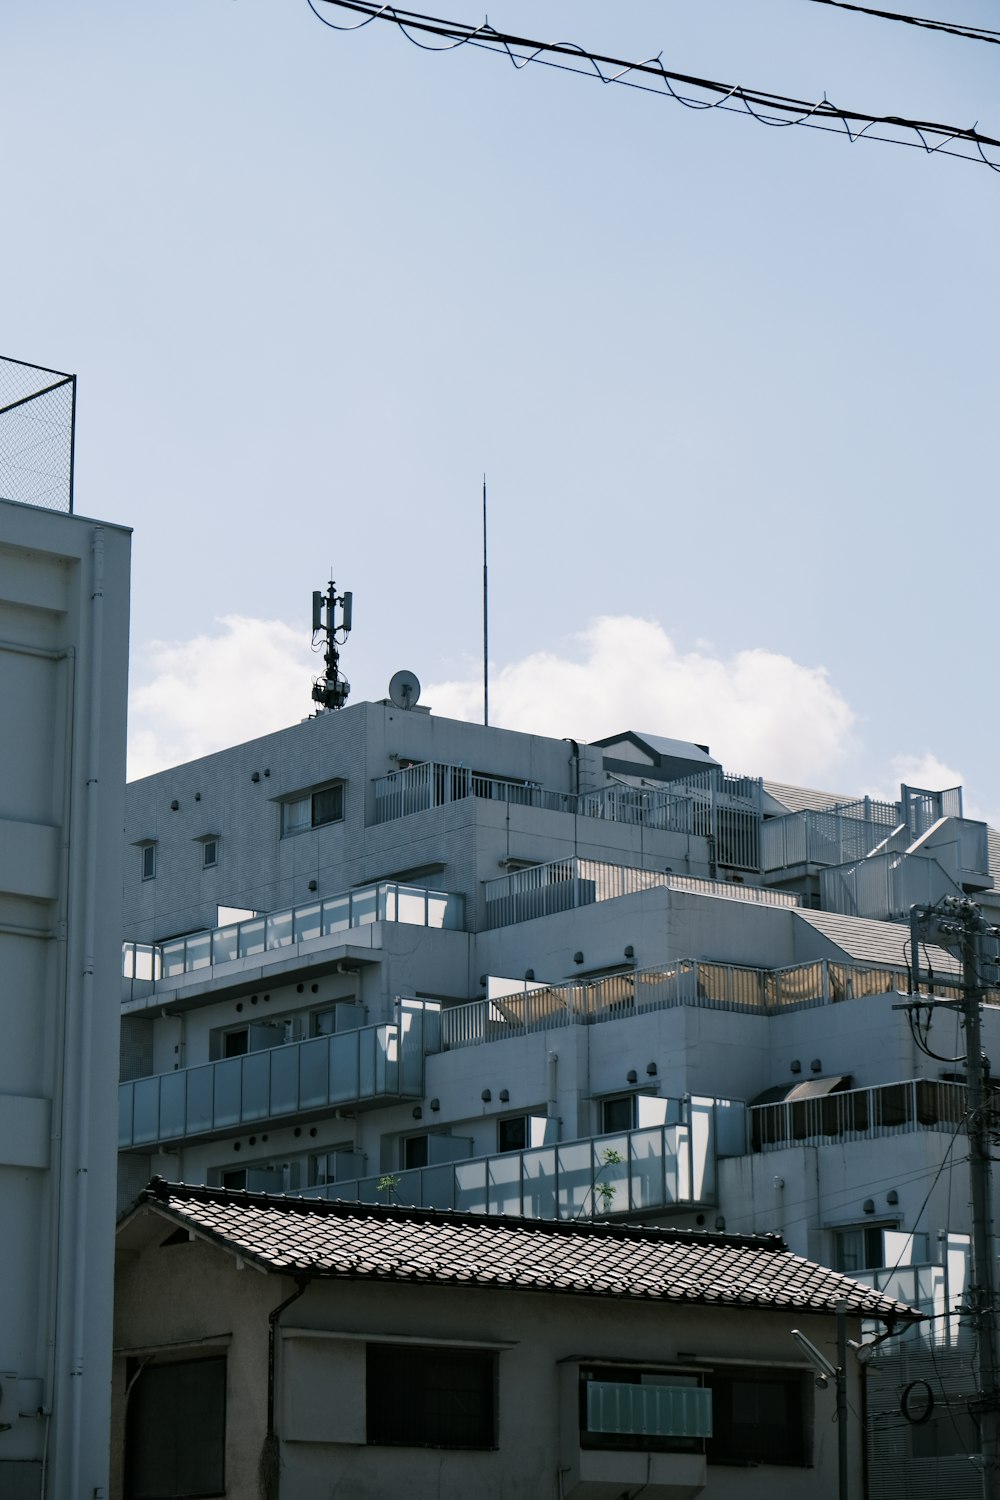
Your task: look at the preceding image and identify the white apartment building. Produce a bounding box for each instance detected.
[119,694,1000,1496]
[0,496,130,1500]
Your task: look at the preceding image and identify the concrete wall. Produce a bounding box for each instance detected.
[112,1208,863,1500]
[0,499,130,1499]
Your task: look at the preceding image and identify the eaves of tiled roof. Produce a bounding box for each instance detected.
[124,1179,919,1327]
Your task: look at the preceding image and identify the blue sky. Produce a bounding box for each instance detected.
[4,0,998,809]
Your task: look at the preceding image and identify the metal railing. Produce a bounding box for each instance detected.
[118,999,439,1148]
[761,800,901,872]
[0,355,77,513]
[372,763,763,871]
[301,1103,731,1218]
[481,857,797,930]
[122,880,465,986]
[440,958,943,1048]
[750,1078,967,1152]
[374,761,576,822]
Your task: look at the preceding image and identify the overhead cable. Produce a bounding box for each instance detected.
[308,0,1000,172]
[802,0,1000,46]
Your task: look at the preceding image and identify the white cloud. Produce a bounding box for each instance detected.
[427,615,857,783]
[128,614,316,780]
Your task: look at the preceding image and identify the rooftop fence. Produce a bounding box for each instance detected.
[481,857,797,931]
[440,958,955,1049]
[373,762,762,871]
[0,355,76,513]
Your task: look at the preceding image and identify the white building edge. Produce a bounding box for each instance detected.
[0,497,130,1500]
[120,692,1000,1494]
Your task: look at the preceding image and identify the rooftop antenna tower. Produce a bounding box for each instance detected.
[311,579,352,712]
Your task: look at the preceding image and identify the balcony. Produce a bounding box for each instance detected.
[750,1078,967,1152]
[122,879,465,995]
[481,857,797,931]
[118,999,439,1150]
[440,957,940,1049]
[302,1101,735,1219]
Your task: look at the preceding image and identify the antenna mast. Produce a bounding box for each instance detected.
[311,581,353,712]
[482,474,489,727]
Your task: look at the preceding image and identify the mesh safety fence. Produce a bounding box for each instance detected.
[0,356,75,512]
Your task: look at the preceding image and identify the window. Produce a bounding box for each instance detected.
[706,1367,808,1467]
[366,1344,497,1449]
[497,1114,552,1153]
[281,783,344,835]
[140,843,156,881]
[579,1366,709,1453]
[602,1095,636,1133]
[403,1134,428,1169]
[202,839,218,869]
[124,1355,226,1498]
[223,1029,249,1058]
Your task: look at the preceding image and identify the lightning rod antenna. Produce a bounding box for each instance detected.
[483,474,489,727]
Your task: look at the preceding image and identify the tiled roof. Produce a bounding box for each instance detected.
[795,908,960,975]
[127,1180,918,1325]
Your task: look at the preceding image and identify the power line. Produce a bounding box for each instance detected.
[802,0,1000,47]
[308,0,1000,172]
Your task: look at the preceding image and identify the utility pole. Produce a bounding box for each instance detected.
[910,897,1000,1498]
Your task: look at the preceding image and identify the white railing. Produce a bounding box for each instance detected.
[761,801,900,872]
[440,958,943,1048]
[749,1078,967,1152]
[481,857,797,930]
[373,763,763,871]
[122,880,465,986]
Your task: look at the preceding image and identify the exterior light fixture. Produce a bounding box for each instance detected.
[573,951,584,965]
[429,1098,440,1112]
[626,1070,638,1085]
[481,1089,492,1103]
[646,1062,657,1077]
[499,1089,510,1103]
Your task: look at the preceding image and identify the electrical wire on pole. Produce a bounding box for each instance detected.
[907,897,1000,1497]
[308,0,1000,172]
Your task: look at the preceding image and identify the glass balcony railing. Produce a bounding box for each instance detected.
[118,1000,439,1149]
[122,881,465,986]
[301,1100,739,1219]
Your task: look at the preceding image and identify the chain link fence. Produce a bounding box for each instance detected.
[0,355,76,513]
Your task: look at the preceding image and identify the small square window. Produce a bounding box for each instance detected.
[141,844,156,881]
[601,1095,636,1134]
[497,1116,528,1153]
[403,1134,429,1169]
[202,839,218,869]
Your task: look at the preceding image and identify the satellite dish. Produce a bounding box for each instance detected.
[388,669,421,710]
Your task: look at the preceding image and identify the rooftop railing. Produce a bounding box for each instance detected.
[481,857,798,931]
[761,800,900,873]
[121,880,465,987]
[440,958,946,1049]
[372,763,762,871]
[749,1078,967,1153]
[301,1099,736,1219]
[118,999,439,1149]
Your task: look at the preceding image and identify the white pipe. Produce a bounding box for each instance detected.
[66,527,105,1488]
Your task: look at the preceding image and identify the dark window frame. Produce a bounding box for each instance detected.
[366,1343,498,1450]
[706,1366,810,1468]
[140,844,156,881]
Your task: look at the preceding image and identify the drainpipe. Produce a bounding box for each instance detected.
[547,1052,559,1124]
[65,527,106,1488]
[259,1277,309,1500]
